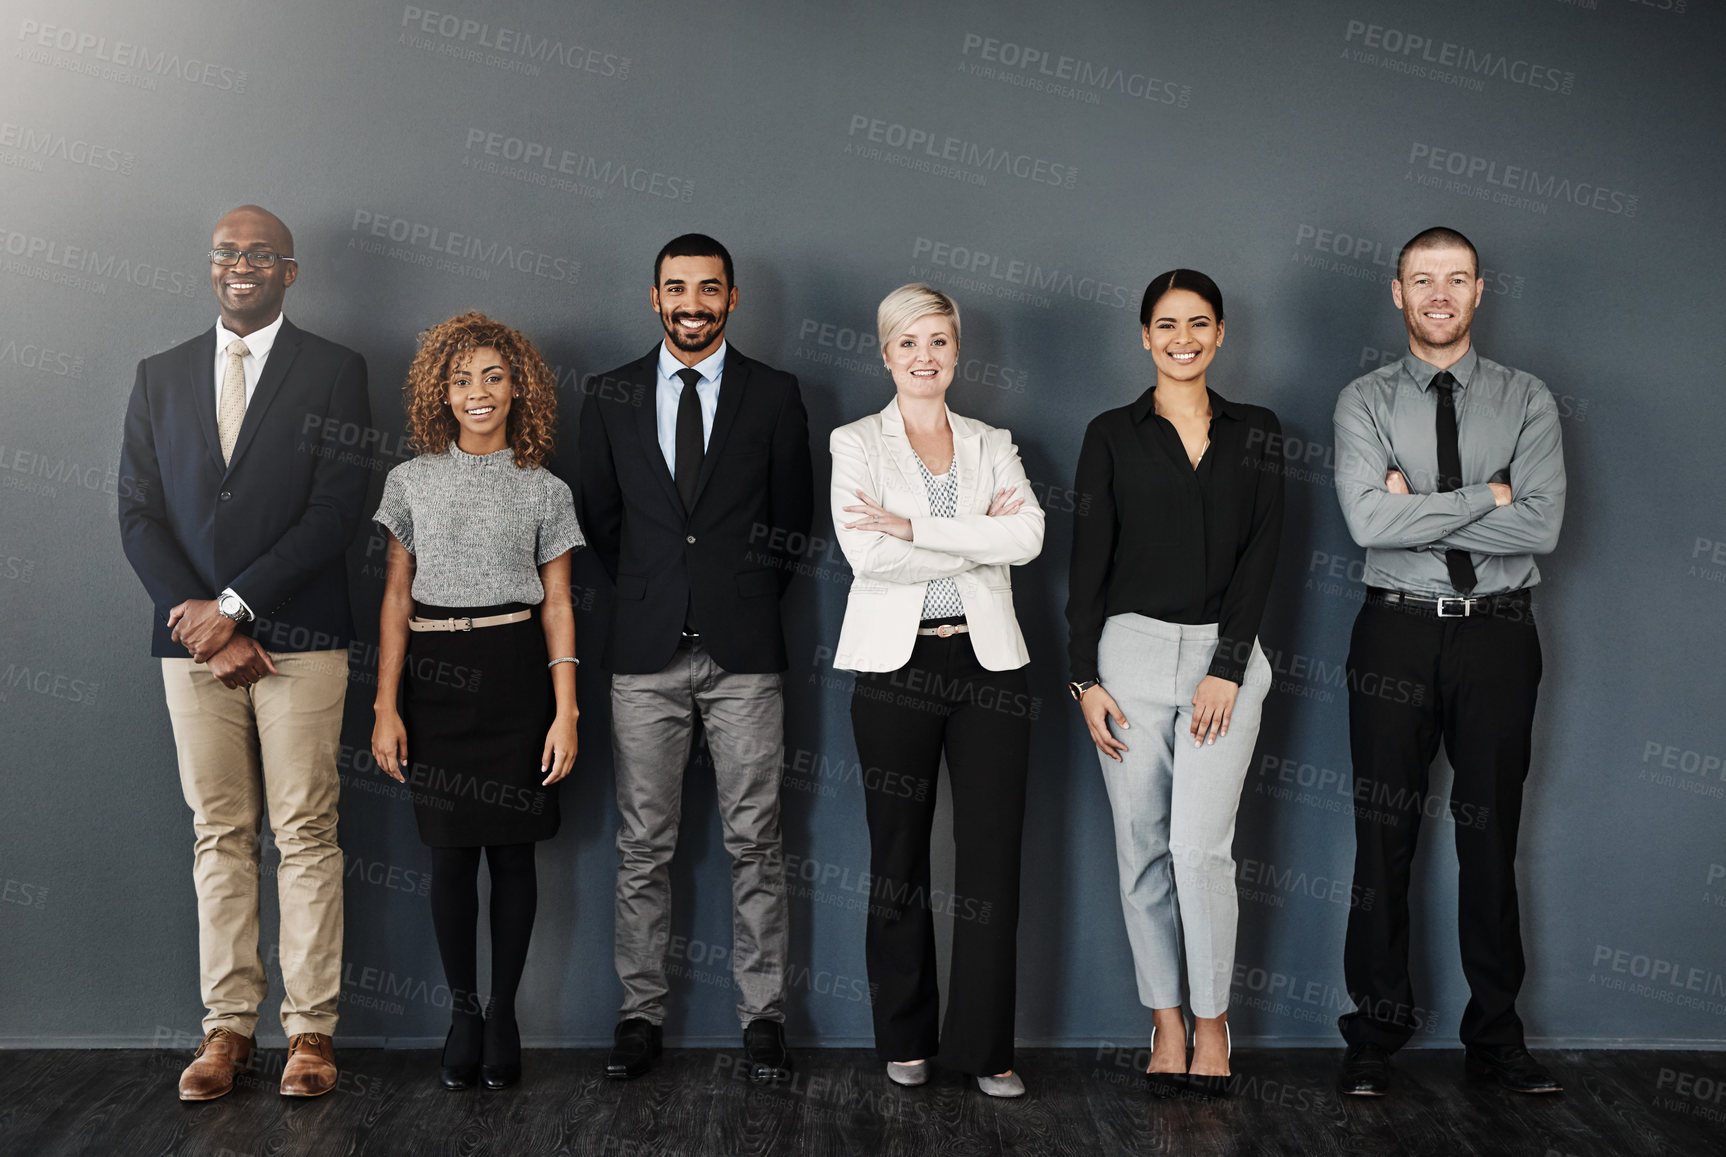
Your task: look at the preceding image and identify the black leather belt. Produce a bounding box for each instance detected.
[1367,587,1530,618]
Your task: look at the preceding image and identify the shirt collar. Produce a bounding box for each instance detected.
[1130,385,1242,424]
[214,312,285,359]
[1403,346,1478,392]
[658,338,727,385]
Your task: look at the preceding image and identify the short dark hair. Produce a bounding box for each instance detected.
[1139,268,1224,327]
[1396,227,1478,280]
[654,233,734,287]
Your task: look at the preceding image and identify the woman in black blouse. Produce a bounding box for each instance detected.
[1065,269,1283,1096]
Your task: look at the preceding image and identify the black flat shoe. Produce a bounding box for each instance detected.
[743,1018,792,1084]
[481,1012,521,1090]
[1338,1042,1391,1096]
[1184,1022,1232,1099]
[439,1014,483,1091]
[606,1017,663,1080]
[1465,1045,1562,1094]
[1143,1024,1187,1096]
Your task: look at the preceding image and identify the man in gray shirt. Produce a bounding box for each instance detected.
[1331,227,1566,1098]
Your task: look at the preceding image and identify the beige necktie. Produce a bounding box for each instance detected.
[218,338,250,464]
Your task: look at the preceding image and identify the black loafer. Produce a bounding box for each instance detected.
[1465,1045,1562,1093]
[743,1018,792,1083]
[1338,1042,1391,1096]
[606,1017,663,1080]
[480,1013,521,1090]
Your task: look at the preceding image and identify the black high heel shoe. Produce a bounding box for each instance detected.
[1184,1022,1233,1099]
[481,1010,521,1090]
[1143,1023,1188,1095]
[440,1012,483,1090]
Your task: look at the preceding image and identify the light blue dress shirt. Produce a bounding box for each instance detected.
[655,340,725,478]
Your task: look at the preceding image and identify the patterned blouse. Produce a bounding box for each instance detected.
[915,455,966,620]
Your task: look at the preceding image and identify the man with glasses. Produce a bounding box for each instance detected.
[119,205,371,1100]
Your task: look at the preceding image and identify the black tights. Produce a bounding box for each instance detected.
[430,843,538,1061]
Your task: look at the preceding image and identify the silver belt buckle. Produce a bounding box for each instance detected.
[455,617,473,631]
[935,623,957,638]
[1435,597,1471,618]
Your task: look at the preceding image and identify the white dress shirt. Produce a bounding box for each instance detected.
[655,339,725,478]
[210,311,284,618]
[212,311,285,408]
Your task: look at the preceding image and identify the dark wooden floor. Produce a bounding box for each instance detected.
[1,1047,1721,1156]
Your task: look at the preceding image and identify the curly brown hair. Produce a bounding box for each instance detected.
[403,311,558,468]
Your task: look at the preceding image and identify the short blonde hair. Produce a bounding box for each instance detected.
[876,283,961,348]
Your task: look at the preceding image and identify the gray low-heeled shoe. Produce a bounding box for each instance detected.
[886,1061,929,1087]
[975,1071,1026,1098]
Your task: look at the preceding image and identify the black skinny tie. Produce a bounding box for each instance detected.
[1431,371,1478,594]
[674,367,704,512]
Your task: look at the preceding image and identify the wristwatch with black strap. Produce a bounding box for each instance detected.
[1068,679,1100,702]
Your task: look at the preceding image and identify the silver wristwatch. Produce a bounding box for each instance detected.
[217,590,252,622]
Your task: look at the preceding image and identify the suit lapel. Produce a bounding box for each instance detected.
[691,350,747,508]
[225,319,302,474]
[949,411,982,514]
[630,345,684,514]
[880,398,933,516]
[189,327,222,467]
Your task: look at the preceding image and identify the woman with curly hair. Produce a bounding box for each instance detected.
[369,312,584,1091]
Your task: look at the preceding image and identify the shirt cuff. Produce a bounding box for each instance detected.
[1460,483,1498,519]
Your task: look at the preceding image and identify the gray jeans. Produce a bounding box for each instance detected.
[1096,613,1271,1018]
[611,639,788,1026]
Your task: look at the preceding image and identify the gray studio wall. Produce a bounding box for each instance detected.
[2,0,1722,1049]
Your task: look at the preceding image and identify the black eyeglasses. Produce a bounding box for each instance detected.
[209,248,297,269]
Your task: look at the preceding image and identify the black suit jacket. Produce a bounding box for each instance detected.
[578,344,813,675]
[118,319,372,657]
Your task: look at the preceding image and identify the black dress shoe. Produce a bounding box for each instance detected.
[1465,1045,1562,1093]
[1338,1042,1391,1096]
[743,1018,793,1083]
[439,1014,483,1091]
[606,1017,663,1080]
[481,1012,521,1090]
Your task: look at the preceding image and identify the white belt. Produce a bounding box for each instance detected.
[916,623,969,637]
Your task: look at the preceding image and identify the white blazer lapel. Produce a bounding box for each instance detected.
[949,409,983,514]
[879,397,932,515]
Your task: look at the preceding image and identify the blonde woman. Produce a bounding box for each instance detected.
[829,284,1045,1097]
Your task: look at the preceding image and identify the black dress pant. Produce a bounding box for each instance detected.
[849,628,1030,1076]
[1340,592,1542,1051]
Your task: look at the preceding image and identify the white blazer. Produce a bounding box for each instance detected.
[830,397,1045,672]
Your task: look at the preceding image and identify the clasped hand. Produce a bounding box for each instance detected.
[1385,469,1512,506]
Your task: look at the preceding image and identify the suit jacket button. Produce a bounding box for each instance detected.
[218,490,232,501]
[686,535,696,544]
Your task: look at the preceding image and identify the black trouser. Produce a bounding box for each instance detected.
[1339,592,1542,1051]
[849,627,1031,1076]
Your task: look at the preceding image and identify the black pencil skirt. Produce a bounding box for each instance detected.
[401,601,560,848]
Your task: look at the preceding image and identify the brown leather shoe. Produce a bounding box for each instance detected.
[178,1027,255,1101]
[280,1032,338,1097]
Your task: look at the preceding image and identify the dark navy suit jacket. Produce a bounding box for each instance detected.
[578,344,813,675]
[118,318,371,657]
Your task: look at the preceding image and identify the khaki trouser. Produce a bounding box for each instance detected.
[161,649,347,1038]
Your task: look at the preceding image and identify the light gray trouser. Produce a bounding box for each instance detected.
[611,639,788,1027]
[1096,613,1271,1018]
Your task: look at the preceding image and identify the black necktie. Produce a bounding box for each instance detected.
[1431,370,1478,594]
[674,367,703,512]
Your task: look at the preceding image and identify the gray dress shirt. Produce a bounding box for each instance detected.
[1332,347,1566,596]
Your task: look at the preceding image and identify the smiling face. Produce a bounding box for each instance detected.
[1392,243,1483,362]
[1142,288,1223,384]
[883,311,958,401]
[445,345,514,453]
[209,207,295,335]
[652,254,736,363]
